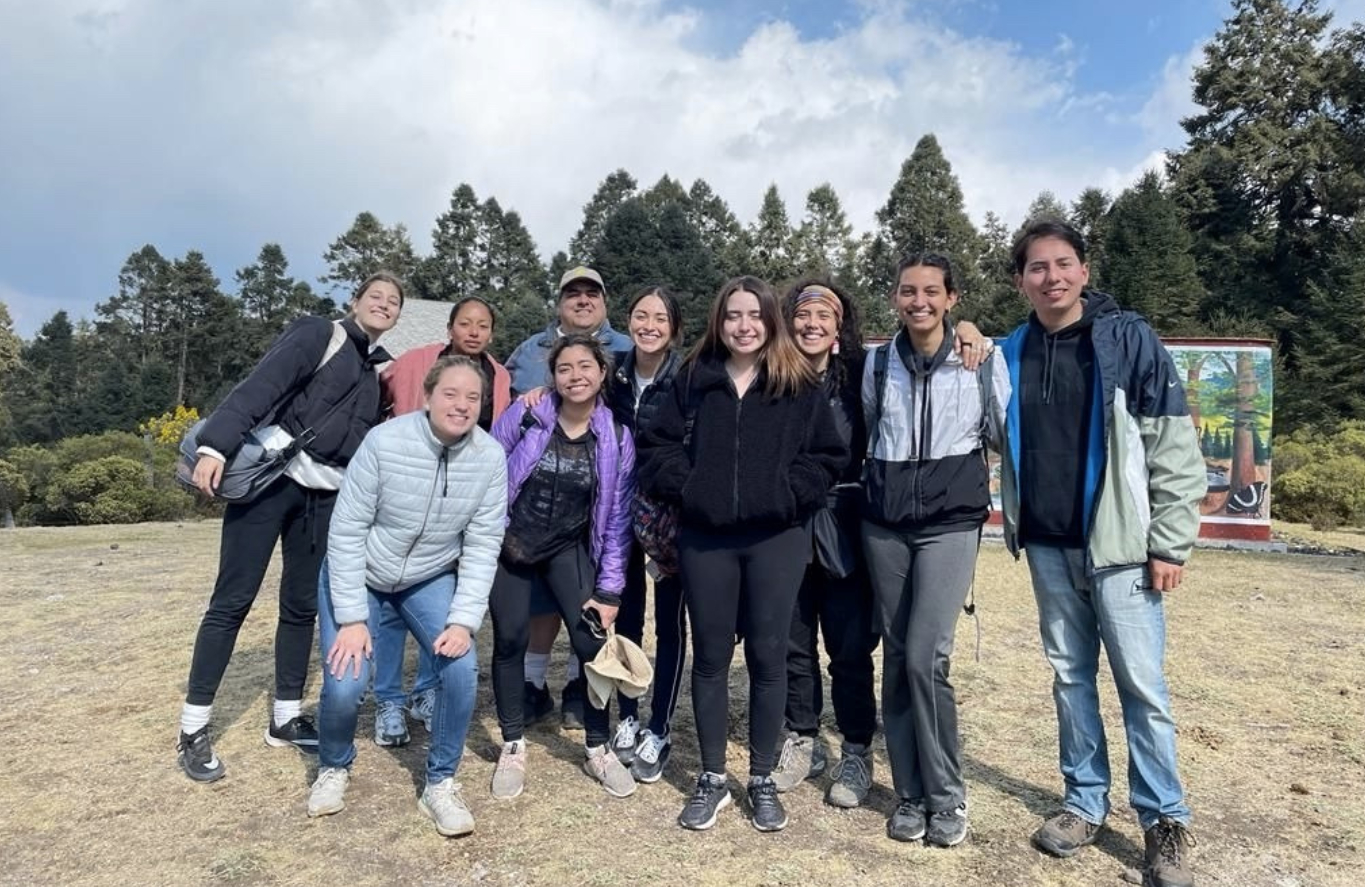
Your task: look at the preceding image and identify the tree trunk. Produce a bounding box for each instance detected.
[1184,354,1207,430]
[3,507,14,529]
[1230,351,1258,492]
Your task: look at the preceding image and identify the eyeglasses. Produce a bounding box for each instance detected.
[579,606,606,640]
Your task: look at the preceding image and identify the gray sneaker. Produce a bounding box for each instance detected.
[770,733,826,792]
[373,700,410,747]
[584,745,637,798]
[307,766,350,817]
[926,803,969,847]
[419,778,475,837]
[491,740,527,800]
[408,689,436,733]
[1032,810,1101,858]
[825,742,873,808]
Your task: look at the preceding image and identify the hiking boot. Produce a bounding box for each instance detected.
[584,745,637,798]
[612,716,640,765]
[1143,817,1196,887]
[887,799,927,842]
[373,700,410,748]
[491,739,527,799]
[678,772,731,831]
[265,715,319,754]
[307,766,350,817]
[523,681,554,726]
[1032,811,1101,858]
[747,775,788,832]
[408,689,436,733]
[770,732,826,792]
[561,677,586,730]
[825,742,873,808]
[419,778,475,837]
[177,726,226,783]
[631,729,671,784]
[926,803,969,848]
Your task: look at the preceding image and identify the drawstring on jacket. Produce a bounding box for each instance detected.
[1042,332,1060,404]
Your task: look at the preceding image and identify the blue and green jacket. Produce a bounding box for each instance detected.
[999,292,1205,571]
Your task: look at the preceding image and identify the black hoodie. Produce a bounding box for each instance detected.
[1017,292,1118,546]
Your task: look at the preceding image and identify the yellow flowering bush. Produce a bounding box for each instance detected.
[139,404,200,446]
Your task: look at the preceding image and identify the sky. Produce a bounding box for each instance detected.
[1,0,1362,337]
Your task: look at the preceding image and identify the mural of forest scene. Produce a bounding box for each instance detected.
[1168,341,1274,527]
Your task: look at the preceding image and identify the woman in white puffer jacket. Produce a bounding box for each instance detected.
[308,355,508,837]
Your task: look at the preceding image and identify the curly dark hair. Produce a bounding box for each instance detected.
[781,277,864,393]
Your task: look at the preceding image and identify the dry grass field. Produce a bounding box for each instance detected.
[0,521,1361,887]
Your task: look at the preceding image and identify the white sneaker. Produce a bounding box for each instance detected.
[419,777,475,837]
[612,716,640,765]
[491,739,527,799]
[584,744,637,798]
[308,767,350,817]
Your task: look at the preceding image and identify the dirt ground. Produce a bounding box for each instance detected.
[0,522,1361,887]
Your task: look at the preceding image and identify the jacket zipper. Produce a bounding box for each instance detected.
[393,446,443,591]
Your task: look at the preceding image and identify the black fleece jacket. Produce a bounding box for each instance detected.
[636,354,848,533]
[198,316,391,468]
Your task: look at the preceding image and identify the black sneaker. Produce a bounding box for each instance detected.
[264,715,319,754]
[631,729,671,783]
[523,681,554,726]
[747,775,788,832]
[678,772,731,831]
[561,677,586,731]
[926,803,969,848]
[177,727,226,783]
[887,799,927,842]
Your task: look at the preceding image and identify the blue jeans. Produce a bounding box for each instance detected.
[373,604,439,705]
[317,564,478,785]
[1025,545,1190,830]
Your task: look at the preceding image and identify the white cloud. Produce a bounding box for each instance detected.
[0,0,1204,332]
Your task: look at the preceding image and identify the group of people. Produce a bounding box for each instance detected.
[173,219,1205,887]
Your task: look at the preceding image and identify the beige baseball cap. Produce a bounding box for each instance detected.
[558,265,606,296]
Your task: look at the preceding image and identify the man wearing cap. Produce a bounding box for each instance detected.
[505,266,632,396]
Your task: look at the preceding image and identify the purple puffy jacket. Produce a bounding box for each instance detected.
[491,395,635,596]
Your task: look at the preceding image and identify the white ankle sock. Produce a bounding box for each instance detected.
[524,652,550,688]
[272,698,302,727]
[566,654,581,681]
[180,703,212,735]
[504,739,525,754]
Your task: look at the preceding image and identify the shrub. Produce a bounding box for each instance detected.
[1272,421,1365,530]
[42,456,196,525]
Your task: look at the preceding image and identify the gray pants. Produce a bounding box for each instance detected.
[862,522,980,813]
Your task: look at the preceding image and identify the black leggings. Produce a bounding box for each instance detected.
[615,543,687,736]
[680,524,809,777]
[785,561,880,746]
[489,543,610,747]
[185,477,336,706]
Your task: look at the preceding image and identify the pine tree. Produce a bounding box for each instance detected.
[1102,171,1206,335]
[687,178,751,280]
[570,169,638,263]
[321,212,419,295]
[96,245,174,367]
[1070,187,1113,289]
[874,134,983,303]
[423,183,485,301]
[968,211,1028,333]
[749,184,796,286]
[792,184,858,282]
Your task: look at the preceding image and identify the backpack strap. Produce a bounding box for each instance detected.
[316,321,348,373]
[865,342,890,458]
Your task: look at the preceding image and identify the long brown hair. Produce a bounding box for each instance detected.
[687,275,814,397]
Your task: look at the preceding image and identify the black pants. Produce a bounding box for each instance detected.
[680,524,809,777]
[490,543,610,747]
[615,543,688,736]
[185,476,336,706]
[785,560,880,746]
